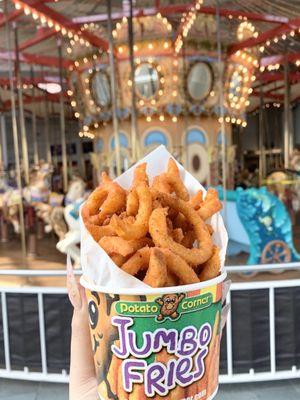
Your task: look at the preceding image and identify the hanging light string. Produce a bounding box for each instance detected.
[13,0,91,47]
[175,0,203,53]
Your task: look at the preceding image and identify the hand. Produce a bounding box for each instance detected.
[68,264,97,400]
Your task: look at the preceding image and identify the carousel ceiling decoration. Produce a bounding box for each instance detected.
[175,0,204,53]
[68,13,222,133]
[13,0,92,46]
[0,0,299,124]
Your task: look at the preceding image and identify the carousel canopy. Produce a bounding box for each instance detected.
[0,0,299,117]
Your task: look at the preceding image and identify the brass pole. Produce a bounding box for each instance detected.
[5,1,27,259]
[107,0,122,176]
[216,0,227,223]
[259,74,265,184]
[44,93,52,164]
[283,51,291,169]
[30,67,39,165]
[0,114,3,165]
[128,0,139,162]
[57,38,68,191]
[0,114,8,168]
[13,22,30,184]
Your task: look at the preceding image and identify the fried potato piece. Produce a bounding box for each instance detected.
[198,188,222,221]
[97,172,126,224]
[190,190,203,210]
[126,191,139,216]
[172,228,184,243]
[121,246,151,275]
[99,237,152,257]
[166,272,179,287]
[111,254,128,267]
[198,246,220,281]
[150,192,213,265]
[99,236,135,257]
[81,205,115,241]
[152,175,172,194]
[126,163,149,216]
[181,230,196,248]
[143,248,167,287]
[206,224,214,235]
[173,212,191,232]
[111,185,152,240]
[165,158,189,201]
[162,249,200,284]
[133,162,148,186]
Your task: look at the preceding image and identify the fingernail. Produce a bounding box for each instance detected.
[67,259,82,309]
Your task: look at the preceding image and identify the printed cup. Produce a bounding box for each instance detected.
[81,272,226,400]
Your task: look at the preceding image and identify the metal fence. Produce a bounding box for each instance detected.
[0,263,298,384]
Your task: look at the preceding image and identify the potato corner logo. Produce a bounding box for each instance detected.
[155,293,185,322]
[115,291,213,322]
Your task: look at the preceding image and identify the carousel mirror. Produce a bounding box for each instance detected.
[134,63,159,100]
[90,71,111,108]
[187,62,213,102]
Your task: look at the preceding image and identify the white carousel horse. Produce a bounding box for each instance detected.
[23,161,53,205]
[55,177,86,268]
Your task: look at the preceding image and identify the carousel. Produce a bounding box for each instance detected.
[0,0,299,270]
[0,0,299,388]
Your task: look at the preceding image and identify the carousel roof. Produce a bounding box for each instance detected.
[0,0,299,116]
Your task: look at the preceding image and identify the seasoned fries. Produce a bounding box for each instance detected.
[82,158,222,287]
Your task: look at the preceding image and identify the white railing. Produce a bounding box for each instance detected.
[0,262,298,384]
[220,261,300,383]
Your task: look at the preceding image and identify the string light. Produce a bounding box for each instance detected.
[13,0,92,47]
[175,0,203,53]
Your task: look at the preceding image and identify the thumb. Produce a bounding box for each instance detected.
[67,264,97,399]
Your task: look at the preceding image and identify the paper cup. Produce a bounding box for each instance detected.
[81,272,226,400]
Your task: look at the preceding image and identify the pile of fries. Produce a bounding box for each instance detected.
[82,159,222,287]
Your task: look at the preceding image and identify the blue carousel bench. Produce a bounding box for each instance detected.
[216,186,300,265]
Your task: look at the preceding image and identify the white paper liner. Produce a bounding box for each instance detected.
[80,145,228,291]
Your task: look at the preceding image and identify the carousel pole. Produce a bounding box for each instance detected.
[13,22,30,185]
[216,0,227,222]
[128,0,139,162]
[0,114,6,167]
[283,51,291,169]
[44,93,52,164]
[259,77,265,185]
[57,38,68,192]
[107,0,122,176]
[4,1,27,259]
[30,67,39,165]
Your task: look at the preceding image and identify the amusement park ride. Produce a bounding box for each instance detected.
[0,0,299,273]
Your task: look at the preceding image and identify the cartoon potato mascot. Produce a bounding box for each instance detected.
[155,293,185,321]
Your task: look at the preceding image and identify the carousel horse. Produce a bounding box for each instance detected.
[55,177,86,268]
[0,162,54,235]
[23,161,53,205]
[0,166,21,234]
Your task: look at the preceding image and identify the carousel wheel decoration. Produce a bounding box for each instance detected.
[261,240,291,264]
